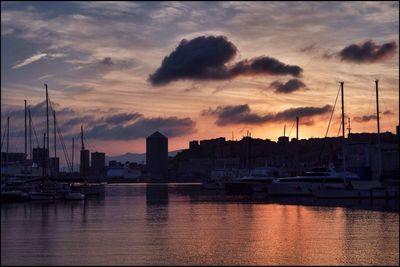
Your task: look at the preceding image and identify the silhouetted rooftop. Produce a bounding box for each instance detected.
[147,131,167,139]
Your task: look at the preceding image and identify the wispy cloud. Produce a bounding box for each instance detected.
[12,53,48,69]
[12,52,67,69]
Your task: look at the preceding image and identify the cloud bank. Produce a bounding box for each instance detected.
[202,104,332,126]
[339,40,396,63]
[149,35,303,85]
[270,79,307,94]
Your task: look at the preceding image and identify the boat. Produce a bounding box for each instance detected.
[315,186,399,199]
[202,168,237,190]
[225,166,279,195]
[71,182,105,195]
[267,165,361,197]
[313,80,397,199]
[1,190,30,202]
[30,191,61,200]
[63,191,84,200]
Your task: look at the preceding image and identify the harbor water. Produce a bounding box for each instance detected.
[1,183,399,265]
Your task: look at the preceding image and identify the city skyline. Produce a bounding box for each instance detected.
[1,1,399,156]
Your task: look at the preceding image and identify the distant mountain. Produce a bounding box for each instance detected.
[106,149,183,164]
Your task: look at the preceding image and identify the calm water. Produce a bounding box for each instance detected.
[1,183,399,266]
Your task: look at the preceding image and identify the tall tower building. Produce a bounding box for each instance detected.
[146,131,168,180]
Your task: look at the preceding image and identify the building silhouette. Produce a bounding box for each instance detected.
[146,131,168,180]
[80,149,90,177]
[91,152,105,176]
[32,147,48,168]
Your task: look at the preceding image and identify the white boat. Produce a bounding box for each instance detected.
[267,165,360,197]
[30,191,61,200]
[225,167,279,194]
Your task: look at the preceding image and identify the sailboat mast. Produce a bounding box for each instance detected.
[81,125,84,150]
[296,116,299,140]
[29,109,32,160]
[340,82,346,173]
[53,110,57,177]
[24,100,27,160]
[43,133,46,178]
[375,80,381,180]
[45,84,49,176]
[53,111,56,159]
[347,118,351,137]
[72,137,74,173]
[6,116,9,175]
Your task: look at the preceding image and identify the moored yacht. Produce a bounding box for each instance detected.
[267,165,360,197]
[225,166,279,194]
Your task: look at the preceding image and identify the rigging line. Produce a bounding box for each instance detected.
[316,84,341,166]
[1,122,8,151]
[57,124,72,172]
[49,99,73,172]
[287,121,295,139]
[30,112,41,148]
[336,117,342,137]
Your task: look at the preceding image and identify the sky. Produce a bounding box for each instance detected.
[1,1,399,160]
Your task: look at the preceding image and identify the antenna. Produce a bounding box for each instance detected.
[347,117,351,137]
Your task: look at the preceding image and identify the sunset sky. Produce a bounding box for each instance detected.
[1,1,399,159]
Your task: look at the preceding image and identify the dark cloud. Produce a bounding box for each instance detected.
[101,57,113,66]
[339,40,397,63]
[300,44,317,53]
[353,114,376,123]
[202,104,332,126]
[353,110,393,122]
[274,105,332,121]
[270,79,307,94]
[149,35,302,86]
[104,112,142,125]
[228,57,302,77]
[84,116,196,140]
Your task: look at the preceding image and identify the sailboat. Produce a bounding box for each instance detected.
[315,80,398,199]
[268,82,361,197]
[70,125,105,196]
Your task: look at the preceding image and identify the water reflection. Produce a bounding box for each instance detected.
[1,184,399,266]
